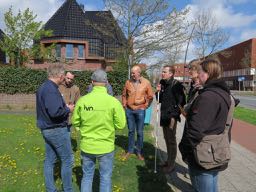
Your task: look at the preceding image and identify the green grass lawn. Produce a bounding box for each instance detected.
[234,106,256,125]
[0,114,170,192]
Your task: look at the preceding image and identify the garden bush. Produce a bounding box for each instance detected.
[0,66,128,95]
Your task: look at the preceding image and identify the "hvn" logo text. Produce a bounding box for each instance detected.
[84,106,93,111]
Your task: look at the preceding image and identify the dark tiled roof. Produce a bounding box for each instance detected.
[43,0,126,45]
[44,0,93,39]
[84,11,126,45]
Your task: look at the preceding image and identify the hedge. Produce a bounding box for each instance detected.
[0,66,128,96]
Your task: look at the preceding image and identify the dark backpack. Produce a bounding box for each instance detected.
[171,79,186,108]
[193,92,239,169]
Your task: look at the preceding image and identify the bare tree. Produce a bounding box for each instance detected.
[240,48,251,68]
[192,10,229,59]
[239,48,255,92]
[102,0,188,64]
[148,43,184,70]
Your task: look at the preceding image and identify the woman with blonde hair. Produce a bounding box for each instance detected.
[187,59,202,103]
[179,59,231,192]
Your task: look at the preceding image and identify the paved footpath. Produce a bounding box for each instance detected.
[150,100,256,192]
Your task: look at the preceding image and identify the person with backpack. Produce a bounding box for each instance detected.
[179,59,232,192]
[156,65,186,173]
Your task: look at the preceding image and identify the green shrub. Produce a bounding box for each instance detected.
[0,67,47,94]
[0,66,128,95]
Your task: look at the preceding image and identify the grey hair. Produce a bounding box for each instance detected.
[47,63,65,78]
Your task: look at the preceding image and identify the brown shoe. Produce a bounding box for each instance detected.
[162,165,175,173]
[137,154,145,161]
[123,152,131,160]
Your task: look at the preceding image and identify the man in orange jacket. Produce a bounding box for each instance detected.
[122,65,153,161]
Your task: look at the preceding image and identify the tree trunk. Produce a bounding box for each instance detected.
[16,49,21,67]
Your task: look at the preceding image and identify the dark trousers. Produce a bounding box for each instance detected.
[162,118,177,167]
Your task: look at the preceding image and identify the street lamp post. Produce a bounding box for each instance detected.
[183,23,196,84]
[128,54,132,79]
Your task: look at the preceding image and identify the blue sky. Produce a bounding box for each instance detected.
[174,0,256,45]
[0,0,255,60]
[77,0,104,10]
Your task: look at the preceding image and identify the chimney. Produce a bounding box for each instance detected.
[80,4,85,12]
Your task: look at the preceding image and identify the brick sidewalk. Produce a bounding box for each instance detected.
[150,100,256,192]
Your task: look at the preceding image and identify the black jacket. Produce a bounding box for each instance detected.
[156,78,186,126]
[36,80,70,130]
[179,79,231,171]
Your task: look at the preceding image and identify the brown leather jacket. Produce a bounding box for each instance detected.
[59,84,80,105]
[122,77,153,110]
[59,84,80,125]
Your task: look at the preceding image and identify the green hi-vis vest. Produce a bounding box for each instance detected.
[72,86,126,154]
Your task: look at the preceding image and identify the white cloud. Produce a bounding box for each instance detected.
[212,4,256,28]
[192,0,252,6]
[0,0,63,30]
[187,0,256,29]
[84,5,98,11]
[227,0,251,4]
[240,29,256,41]
[0,0,104,30]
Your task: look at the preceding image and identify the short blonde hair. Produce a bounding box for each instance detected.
[47,63,65,78]
[188,59,201,71]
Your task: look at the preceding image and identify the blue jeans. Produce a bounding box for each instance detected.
[189,166,219,192]
[126,108,145,154]
[42,127,74,192]
[81,151,114,192]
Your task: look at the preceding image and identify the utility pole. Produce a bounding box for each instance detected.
[254,68,256,95]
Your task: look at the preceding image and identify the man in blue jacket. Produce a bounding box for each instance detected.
[36,63,74,192]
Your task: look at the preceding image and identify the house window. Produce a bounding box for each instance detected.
[88,39,103,57]
[78,45,84,58]
[56,44,61,58]
[105,43,119,59]
[66,44,73,58]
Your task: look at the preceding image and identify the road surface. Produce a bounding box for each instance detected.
[232,94,256,109]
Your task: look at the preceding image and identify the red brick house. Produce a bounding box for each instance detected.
[215,38,256,90]
[172,63,190,83]
[27,0,126,71]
